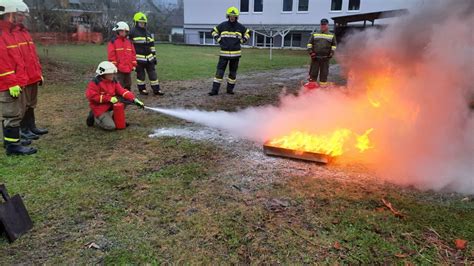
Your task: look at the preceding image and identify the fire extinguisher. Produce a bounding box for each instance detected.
[301,80,319,91]
[113,102,126,129]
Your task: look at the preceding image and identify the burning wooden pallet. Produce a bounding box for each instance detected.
[263,141,332,164]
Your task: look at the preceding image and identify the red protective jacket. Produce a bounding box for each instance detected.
[0,38,18,92]
[13,24,42,85]
[85,77,136,117]
[107,36,137,73]
[0,20,28,88]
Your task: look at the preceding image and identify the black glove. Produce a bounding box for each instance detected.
[241,37,248,44]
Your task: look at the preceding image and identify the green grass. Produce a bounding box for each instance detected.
[38,43,309,81]
[0,44,473,264]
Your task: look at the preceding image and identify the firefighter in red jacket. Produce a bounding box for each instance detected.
[0,0,36,155]
[86,61,145,131]
[107,21,137,91]
[13,1,48,142]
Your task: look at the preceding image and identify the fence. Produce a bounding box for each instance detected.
[31,32,103,45]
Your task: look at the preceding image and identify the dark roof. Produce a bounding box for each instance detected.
[332,9,408,25]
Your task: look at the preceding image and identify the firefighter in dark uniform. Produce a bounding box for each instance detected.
[209,6,250,96]
[129,12,164,96]
[306,18,337,87]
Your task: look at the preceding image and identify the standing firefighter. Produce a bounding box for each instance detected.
[0,0,36,155]
[307,18,337,87]
[85,61,145,131]
[14,0,48,141]
[129,12,164,96]
[108,21,137,91]
[208,6,250,96]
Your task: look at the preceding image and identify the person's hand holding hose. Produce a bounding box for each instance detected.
[110,96,118,104]
[134,98,145,109]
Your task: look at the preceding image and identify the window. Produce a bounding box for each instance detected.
[256,34,265,46]
[256,34,272,47]
[348,0,360,10]
[298,0,309,11]
[254,0,263,12]
[283,0,293,12]
[284,35,292,47]
[292,33,302,47]
[283,33,302,47]
[201,32,214,45]
[240,0,249,13]
[331,0,342,11]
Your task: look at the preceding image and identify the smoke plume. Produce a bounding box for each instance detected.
[149,1,474,194]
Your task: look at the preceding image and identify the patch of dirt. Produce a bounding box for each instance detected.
[148,65,380,192]
[149,123,381,194]
[143,65,343,111]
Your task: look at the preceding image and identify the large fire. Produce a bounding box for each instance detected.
[266,72,395,158]
[267,128,374,157]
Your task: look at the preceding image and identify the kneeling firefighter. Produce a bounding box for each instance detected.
[85,61,145,131]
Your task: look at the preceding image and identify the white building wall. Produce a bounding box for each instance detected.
[183,0,422,45]
[184,0,420,26]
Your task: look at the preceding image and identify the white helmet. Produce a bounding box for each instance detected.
[113,21,130,32]
[0,0,29,15]
[96,61,117,75]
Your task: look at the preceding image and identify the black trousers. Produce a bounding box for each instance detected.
[212,56,240,92]
[136,62,159,91]
[309,57,330,82]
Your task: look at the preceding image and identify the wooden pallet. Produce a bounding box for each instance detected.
[263,141,332,164]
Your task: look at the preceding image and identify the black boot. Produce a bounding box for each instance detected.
[152,84,165,96]
[3,126,37,156]
[6,143,37,156]
[226,83,235,95]
[20,117,39,140]
[27,108,48,135]
[138,84,149,95]
[208,82,220,96]
[3,139,31,148]
[86,111,95,127]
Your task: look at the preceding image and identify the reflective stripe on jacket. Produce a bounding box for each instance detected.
[13,24,43,85]
[212,20,249,58]
[129,26,156,63]
[0,37,18,91]
[0,20,28,87]
[307,31,337,56]
[108,36,137,73]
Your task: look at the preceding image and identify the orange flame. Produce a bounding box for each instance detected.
[268,128,374,157]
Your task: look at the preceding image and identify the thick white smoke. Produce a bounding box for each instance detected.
[149,1,474,194]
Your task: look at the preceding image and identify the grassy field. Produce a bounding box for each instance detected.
[37,43,310,81]
[0,44,472,264]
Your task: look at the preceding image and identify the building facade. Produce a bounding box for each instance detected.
[183,0,420,48]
